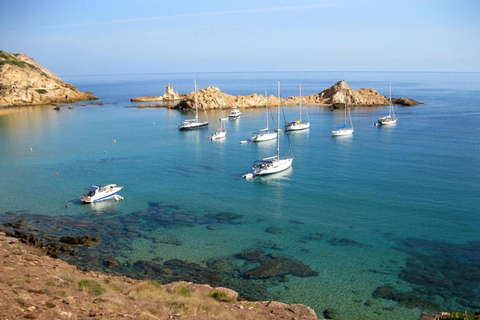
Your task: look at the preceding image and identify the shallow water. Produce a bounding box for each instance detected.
[1,71,479,320]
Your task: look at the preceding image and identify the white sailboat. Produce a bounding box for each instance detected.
[252,82,293,176]
[211,103,227,140]
[331,90,354,136]
[285,84,310,131]
[251,91,277,142]
[378,83,397,126]
[178,79,209,130]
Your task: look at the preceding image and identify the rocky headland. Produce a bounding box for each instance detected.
[0,51,98,108]
[131,80,421,111]
[0,231,320,320]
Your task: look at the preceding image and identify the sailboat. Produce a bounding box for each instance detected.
[252,82,293,176]
[285,84,310,131]
[251,91,277,142]
[331,90,354,136]
[178,79,209,130]
[378,83,397,126]
[211,103,227,140]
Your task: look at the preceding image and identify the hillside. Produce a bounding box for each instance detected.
[0,51,98,107]
[0,231,320,320]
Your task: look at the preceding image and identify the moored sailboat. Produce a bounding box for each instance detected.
[285,84,310,131]
[378,83,398,126]
[178,79,209,130]
[331,90,354,136]
[251,91,277,142]
[251,82,293,176]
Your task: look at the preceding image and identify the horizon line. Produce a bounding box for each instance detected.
[60,70,480,77]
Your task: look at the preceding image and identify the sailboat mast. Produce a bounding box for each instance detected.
[277,81,280,160]
[194,79,198,121]
[265,90,268,130]
[299,84,302,122]
[344,90,347,125]
[389,83,394,118]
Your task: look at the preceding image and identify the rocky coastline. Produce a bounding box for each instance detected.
[131,80,421,111]
[2,211,476,320]
[0,231,320,320]
[0,51,98,108]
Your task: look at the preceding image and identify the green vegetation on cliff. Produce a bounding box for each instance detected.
[0,50,38,70]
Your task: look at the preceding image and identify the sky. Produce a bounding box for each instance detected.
[1,0,479,75]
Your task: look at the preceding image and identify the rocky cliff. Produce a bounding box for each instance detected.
[136,80,420,111]
[0,51,98,107]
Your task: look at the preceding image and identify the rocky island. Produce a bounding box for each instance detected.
[131,80,421,111]
[0,51,98,108]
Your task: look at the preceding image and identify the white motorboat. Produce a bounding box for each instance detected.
[179,79,209,130]
[251,81,293,176]
[228,106,242,119]
[331,90,354,137]
[378,84,398,126]
[82,184,123,203]
[285,84,310,131]
[251,91,277,142]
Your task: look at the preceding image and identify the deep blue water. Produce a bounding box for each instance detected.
[1,71,479,320]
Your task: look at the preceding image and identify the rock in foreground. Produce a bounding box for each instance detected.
[0,231,321,320]
[0,51,98,107]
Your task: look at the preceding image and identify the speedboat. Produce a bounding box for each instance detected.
[82,184,123,203]
[228,107,242,119]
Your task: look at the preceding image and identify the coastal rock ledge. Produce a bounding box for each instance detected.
[0,51,98,107]
[0,231,322,320]
[132,80,421,110]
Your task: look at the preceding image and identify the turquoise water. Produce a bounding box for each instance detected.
[1,72,479,319]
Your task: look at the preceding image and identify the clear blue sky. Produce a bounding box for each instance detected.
[1,0,479,75]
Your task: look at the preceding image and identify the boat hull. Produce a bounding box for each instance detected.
[378,118,397,125]
[285,122,310,131]
[253,157,293,176]
[251,132,277,142]
[178,121,209,130]
[331,128,354,136]
[82,185,123,203]
[211,130,226,140]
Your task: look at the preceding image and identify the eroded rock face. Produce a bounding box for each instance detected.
[0,51,98,107]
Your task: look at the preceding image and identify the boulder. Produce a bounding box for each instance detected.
[244,259,319,279]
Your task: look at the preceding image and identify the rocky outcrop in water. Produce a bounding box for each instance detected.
[131,83,180,102]
[0,51,98,107]
[138,80,420,110]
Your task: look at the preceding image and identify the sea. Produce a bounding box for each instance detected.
[1,71,479,320]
